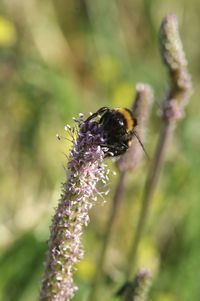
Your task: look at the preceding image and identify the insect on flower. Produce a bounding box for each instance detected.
[86,107,149,158]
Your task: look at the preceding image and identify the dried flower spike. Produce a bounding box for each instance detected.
[126,14,192,280]
[160,14,192,121]
[117,269,151,301]
[40,115,109,301]
[117,83,154,172]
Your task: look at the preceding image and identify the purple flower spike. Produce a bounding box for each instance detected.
[40,115,109,301]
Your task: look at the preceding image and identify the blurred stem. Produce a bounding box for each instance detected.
[143,0,156,42]
[127,122,173,279]
[88,84,153,301]
[100,171,127,265]
[88,171,127,301]
[117,269,151,301]
[88,83,153,301]
[126,14,192,280]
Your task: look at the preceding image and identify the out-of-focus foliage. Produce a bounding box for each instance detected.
[0,0,199,301]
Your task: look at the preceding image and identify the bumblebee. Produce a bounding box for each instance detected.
[86,107,147,157]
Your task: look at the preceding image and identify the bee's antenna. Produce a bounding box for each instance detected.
[132,130,150,161]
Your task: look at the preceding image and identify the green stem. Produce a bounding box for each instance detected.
[127,122,174,279]
[88,171,126,301]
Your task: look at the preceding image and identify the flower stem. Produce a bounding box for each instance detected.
[127,123,173,279]
[88,171,126,301]
[126,14,192,280]
[88,84,153,301]
[96,171,127,277]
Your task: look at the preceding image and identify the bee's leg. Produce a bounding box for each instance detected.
[114,143,129,156]
[102,143,129,157]
[97,143,115,156]
[85,107,109,122]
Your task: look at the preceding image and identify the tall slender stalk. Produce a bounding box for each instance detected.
[126,14,192,280]
[88,84,153,301]
[88,171,126,301]
[95,170,127,273]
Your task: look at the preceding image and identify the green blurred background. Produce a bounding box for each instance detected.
[0,0,199,300]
